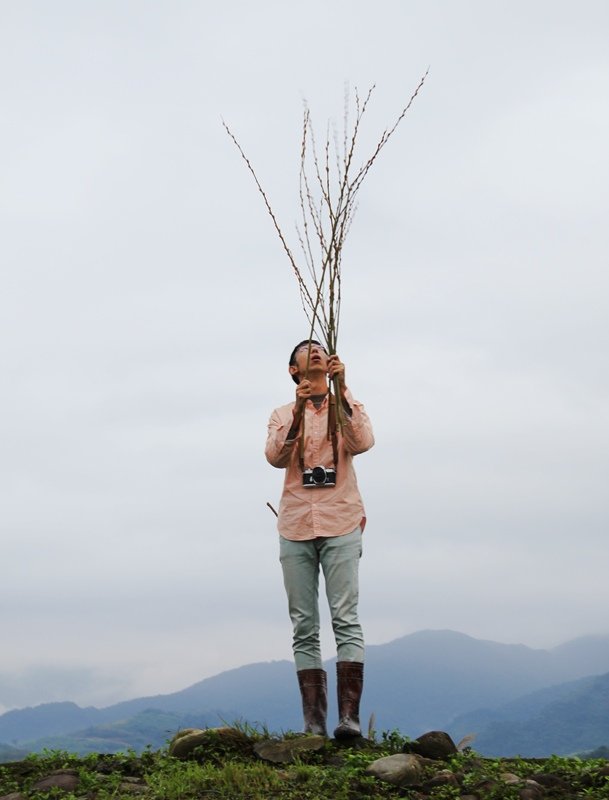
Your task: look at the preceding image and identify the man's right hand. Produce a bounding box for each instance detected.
[286,380,311,440]
[294,379,312,413]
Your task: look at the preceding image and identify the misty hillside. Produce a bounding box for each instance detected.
[447,673,596,739]
[3,630,609,758]
[467,671,609,757]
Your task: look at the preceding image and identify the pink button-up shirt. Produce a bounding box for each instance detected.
[265,390,374,541]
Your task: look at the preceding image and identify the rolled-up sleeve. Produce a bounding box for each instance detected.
[265,407,299,468]
[341,392,375,455]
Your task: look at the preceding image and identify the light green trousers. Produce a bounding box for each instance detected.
[279,526,364,670]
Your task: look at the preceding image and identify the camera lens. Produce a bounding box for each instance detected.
[311,466,326,485]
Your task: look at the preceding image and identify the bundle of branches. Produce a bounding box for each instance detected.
[224,75,427,433]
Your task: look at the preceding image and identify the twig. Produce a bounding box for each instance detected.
[224,75,428,434]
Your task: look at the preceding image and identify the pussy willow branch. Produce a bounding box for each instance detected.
[222,119,321,333]
[224,72,428,435]
[350,70,428,200]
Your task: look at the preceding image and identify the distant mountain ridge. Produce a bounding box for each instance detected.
[456,672,609,757]
[0,702,112,744]
[2,630,609,757]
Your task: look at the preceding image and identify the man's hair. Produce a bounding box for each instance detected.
[288,339,327,384]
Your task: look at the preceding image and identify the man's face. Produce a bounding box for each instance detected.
[290,342,328,382]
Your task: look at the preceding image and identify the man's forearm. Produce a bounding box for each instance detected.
[286,407,303,440]
[340,392,353,417]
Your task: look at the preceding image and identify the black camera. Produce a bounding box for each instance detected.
[302,466,337,488]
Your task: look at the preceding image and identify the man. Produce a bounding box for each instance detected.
[265,339,374,738]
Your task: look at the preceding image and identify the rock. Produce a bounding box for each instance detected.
[168,726,252,760]
[253,735,326,764]
[168,728,206,757]
[408,730,458,760]
[421,768,461,792]
[168,728,208,758]
[31,770,80,793]
[171,727,200,741]
[0,793,26,800]
[498,773,544,798]
[475,778,501,794]
[118,778,148,794]
[519,786,545,800]
[530,773,570,791]
[365,753,424,787]
[501,771,523,784]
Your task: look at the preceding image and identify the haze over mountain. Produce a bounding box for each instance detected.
[3,630,609,757]
[450,672,609,757]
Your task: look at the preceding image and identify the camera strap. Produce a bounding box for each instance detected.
[328,393,339,470]
[298,392,339,475]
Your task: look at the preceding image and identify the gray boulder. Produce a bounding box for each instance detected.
[408,730,458,759]
[365,753,424,786]
[254,735,326,764]
[168,726,252,760]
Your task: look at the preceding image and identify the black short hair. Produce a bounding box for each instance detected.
[288,339,327,384]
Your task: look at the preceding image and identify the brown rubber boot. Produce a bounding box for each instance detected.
[333,661,364,739]
[297,668,328,736]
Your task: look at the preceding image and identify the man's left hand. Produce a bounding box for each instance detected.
[327,355,346,392]
[328,354,353,415]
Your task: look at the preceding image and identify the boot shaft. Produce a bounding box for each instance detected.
[297,668,328,736]
[334,660,364,739]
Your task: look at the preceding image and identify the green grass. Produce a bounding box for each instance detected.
[1,731,608,799]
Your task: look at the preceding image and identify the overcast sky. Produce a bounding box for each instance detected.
[1,0,608,714]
